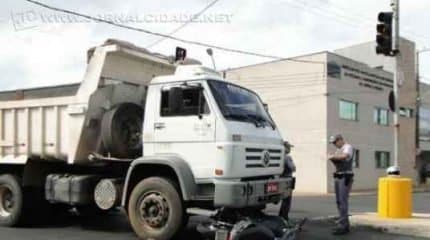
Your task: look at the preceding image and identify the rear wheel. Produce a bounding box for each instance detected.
[128,177,184,240]
[0,174,23,227]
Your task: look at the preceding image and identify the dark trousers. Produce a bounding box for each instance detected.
[334,176,353,229]
[279,195,292,220]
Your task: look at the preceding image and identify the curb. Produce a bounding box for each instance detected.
[309,214,430,239]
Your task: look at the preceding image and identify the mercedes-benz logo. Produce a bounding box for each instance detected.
[262,150,270,167]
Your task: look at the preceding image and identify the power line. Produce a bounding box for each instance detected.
[280,0,430,45]
[146,0,220,49]
[23,0,325,64]
[279,0,366,28]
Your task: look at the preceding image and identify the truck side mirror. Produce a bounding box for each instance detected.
[169,87,183,114]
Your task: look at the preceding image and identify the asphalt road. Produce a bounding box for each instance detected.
[270,191,430,219]
[0,192,428,240]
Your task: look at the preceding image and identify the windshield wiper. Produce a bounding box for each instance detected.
[247,114,276,130]
[224,113,262,128]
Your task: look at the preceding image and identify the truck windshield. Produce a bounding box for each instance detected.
[208,80,275,129]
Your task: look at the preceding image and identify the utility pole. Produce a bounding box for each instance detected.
[391,0,400,168]
[378,2,412,220]
[416,50,420,154]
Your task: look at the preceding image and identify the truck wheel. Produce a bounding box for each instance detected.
[128,177,184,240]
[0,175,23,227]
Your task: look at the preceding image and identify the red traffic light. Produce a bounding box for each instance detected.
[376,11,393,56]
[378,12,393,23]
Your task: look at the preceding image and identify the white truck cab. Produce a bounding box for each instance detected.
[142,65,291,207]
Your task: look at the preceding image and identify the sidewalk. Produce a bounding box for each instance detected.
[294,185,430,197]
[351,212,430,238]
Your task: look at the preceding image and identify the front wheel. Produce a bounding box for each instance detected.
[0,174,24,227]
[128,177,184,240]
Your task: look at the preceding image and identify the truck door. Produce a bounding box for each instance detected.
[152,83,216,177]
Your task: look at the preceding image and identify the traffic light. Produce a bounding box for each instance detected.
[376,12,393,56]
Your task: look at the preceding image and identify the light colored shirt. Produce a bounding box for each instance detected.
[333,143,354,173]
[337,143,353,161]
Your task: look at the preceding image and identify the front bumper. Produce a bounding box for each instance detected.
[213,177,295,208]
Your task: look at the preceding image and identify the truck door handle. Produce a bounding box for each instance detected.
[154,122,165,130]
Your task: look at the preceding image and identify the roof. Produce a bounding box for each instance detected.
[151,65,223,84]
[223,51,328,72]
[223,48,393,77]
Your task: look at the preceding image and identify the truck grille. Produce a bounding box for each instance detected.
[245,148,282,168]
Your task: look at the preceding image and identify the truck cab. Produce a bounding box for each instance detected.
[141,65,292,207]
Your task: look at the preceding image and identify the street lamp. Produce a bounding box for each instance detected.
[206,48,217,71]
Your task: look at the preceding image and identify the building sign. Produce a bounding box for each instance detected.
[341,65,393,91]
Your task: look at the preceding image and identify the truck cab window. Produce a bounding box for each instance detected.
[161,88,210,116]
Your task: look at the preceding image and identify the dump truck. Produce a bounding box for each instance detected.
[0,39,294,239]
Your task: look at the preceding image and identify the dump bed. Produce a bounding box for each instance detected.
[0,39,181,165]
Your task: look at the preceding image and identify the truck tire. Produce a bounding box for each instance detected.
[0,174,24,227]
[128,177,185,240]
[101,103,143,158]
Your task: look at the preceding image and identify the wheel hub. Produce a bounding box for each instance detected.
[0,185,14,217]
[139,193,169,228]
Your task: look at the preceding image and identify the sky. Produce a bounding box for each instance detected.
[1,0,430,91]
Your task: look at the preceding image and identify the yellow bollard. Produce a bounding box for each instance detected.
[378,177,412,218]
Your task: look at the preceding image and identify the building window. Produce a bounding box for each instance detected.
[353,149,360,168]
[399,107,414,118]
[327,61,341,79]
[339,100,358,121]
[375,151,391,169]
[374,108,389,125]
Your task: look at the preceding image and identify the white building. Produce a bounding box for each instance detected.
[224,38,417,193]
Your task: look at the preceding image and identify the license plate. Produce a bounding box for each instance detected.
[266,182,279,193]
[215,229,230,240]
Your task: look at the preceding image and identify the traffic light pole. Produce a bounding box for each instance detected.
[378,2,412,220]
[392,0,400,168]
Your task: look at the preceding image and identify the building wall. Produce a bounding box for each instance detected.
[326,53,395,192]
[335,38,417,184]
[225,53,330,193]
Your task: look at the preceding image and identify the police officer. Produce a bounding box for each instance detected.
[328,134,354,235]
[279,141,296,221]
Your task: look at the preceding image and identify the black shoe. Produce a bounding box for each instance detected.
[332,227,350,235]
